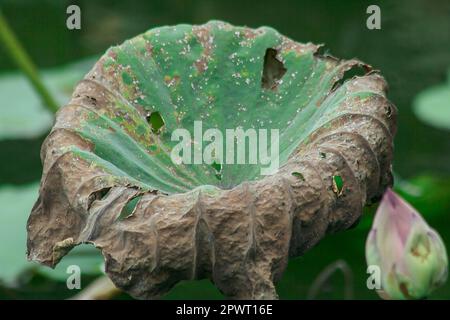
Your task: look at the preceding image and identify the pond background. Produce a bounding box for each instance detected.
[0,0,449,299]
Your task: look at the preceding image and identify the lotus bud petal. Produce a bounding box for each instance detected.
[366,188,448,299]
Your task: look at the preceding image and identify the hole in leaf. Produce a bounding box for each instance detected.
[292,172,305,181]
[384,105,393,118]
[211,161,223,180]
[332,175,344,196]
[146,111,165,133]
[87,187,111,210]
[118,195,143,221]
[261,48,287,90]
[313,45,332,58]
[86,95,98,106]
[331,65,369,92]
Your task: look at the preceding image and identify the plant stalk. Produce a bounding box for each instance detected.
[0,10,59,113]
[70,276,121,300]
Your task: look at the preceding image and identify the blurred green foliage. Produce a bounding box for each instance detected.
[414,68,450,131]
[0,0,449,299]
[0,57,96,139]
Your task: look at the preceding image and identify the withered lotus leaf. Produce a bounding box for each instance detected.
[27,21,396,299]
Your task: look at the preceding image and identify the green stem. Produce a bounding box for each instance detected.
[0,10,59,113]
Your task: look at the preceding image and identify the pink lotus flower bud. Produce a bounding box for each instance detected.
[366,188,448,299]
